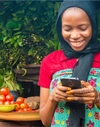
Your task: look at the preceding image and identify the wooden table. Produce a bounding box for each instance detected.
[0,111,44,127]
[0,111,40,121]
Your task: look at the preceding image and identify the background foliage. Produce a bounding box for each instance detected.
[0,1,61,70]
[0,1,100,70]
[0,1,100,92]
[0,1,62,91]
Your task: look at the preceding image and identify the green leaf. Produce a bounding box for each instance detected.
[6,20,20,29]
[0,74,3,87]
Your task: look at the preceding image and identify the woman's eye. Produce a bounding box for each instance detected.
[64,28,71,31]
[80,28,87,31]
[79,26,88,31]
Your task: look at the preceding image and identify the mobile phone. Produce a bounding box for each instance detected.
[60,77,81,89]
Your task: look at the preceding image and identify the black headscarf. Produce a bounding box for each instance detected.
[56,0,100,58]
[56,0,100,127]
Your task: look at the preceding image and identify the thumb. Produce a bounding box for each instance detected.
[81,80,90,88]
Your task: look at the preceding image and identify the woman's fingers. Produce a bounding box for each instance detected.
[55,85,71,96]
[73,92,95,97]
[66,96,94,104]
[70,80,92,94]
[67,80,94,94]
[51,82,97,104]
[81,80,90,87]
[69,87,94,94]
[57,84,71,91]
[52,85,73,102]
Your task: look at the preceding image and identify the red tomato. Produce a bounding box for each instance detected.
[15,104,20,111]
[6,94,14,101]
[16,109,23,112]
[15,97,24,105]
[4,101,10,105]
[23,108,28,112]
[20,103,28,109]
[22,107,32,112]
[0,95,6,102]
[27,107,32,112]
[0,101,4,105]
[0,87,10,96]
[10,101,15,104]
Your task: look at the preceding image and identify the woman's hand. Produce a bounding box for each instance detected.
[66,80,98,104]
[50,83,74,102]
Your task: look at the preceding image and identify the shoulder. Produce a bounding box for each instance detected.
[38,50,67,88]
[41,50,67,64]
[41,50,77,70]
[94,52,100,61]
[92,52,100,68]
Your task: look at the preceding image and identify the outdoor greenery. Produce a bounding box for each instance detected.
[0,1,100,93]
[0,1,61,92]
[0,1,61,67]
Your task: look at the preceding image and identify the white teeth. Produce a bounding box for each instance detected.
[76,42,80,45]
[73,40,84,44]
[70,40,84,47]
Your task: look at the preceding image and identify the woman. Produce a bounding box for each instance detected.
[38,0,100,127]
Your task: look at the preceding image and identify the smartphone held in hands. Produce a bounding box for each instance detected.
[61,77,81,89]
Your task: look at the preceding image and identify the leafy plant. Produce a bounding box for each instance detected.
[0,69,23,95]
[0,1,61,94]
[0,1,100,95]
[0,1,61,67]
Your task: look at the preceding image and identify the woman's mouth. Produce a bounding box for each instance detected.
[70,40,85,48]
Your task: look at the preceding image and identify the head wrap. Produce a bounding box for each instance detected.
[56,0,100,58]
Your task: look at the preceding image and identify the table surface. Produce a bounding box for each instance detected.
[0,110,40,121]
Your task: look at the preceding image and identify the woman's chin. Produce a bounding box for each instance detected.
[71,47,84,52]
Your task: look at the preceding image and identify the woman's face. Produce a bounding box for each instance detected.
[62,7,92,51]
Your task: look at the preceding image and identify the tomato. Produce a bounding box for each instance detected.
[20,103,28,109]
[15,104,20,111]
[27,107,32,112]
[6,94,14,101]
[23,107,32,112]
[4,101,11,105]
[15,97,24,105]
[10,101,15,104]
[23,108,28,112]
[16,109,23,112]
[0,101,4,105]
[0,95,6,102]
[0,87,10,96]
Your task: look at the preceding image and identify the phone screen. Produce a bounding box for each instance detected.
[61,77,81,89]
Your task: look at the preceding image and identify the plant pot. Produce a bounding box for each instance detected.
[10,90,20,101]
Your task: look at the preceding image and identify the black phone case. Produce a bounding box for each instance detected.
[61,78,81,89]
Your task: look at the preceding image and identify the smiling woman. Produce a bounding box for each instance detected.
[61,7,92,51]
[38,0,100,127]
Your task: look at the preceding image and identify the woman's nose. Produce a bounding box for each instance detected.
[70,30,80,39]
